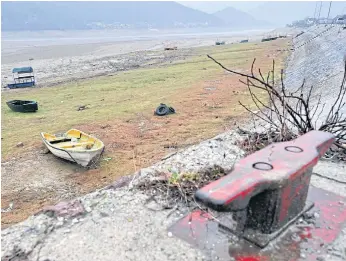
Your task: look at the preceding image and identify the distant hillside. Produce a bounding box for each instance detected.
[213,6,271,29]
[247,1,346,26]
[1,1,225,31]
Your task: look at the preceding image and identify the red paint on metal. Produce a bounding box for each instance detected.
[279,186,292,222]
[195,131,334,233]
[278,173,311,222]
[173,210,212,239]
[299,227,312,240]
[187,210,213,223]
[196,131,334,211]
[236,256,268,261]
[309,199,346,243]
[171,131,344,260]
[170,187,346,261]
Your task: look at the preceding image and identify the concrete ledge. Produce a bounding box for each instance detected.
[1,189,205,261]
[314,160,346,182]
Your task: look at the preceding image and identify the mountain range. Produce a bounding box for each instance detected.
[1,1,272,31]
[213,6,271,28]
[180,1,346,27]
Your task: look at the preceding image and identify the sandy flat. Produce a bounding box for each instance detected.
[1,28,276,89]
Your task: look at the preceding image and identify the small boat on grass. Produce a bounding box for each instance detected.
[215,41,225,45]
[6,100,38,112]
[41,129,105,167]
[164,46,178,50]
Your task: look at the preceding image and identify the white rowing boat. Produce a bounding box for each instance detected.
[41,129,105,167]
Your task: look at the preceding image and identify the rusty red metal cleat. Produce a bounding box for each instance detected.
[169,131,346,260]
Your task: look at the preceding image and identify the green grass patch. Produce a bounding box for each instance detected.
[1,42,286,158]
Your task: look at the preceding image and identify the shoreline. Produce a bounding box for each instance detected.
[2,28,283,89]
[1,28,274,57]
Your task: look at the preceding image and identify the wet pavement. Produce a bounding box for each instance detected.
[169,186,346,261]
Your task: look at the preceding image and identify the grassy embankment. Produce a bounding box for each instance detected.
[2,40,289,164]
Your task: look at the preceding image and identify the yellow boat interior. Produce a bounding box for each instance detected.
[42,129,103,151]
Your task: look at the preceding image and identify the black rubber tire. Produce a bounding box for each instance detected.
[155,104,170,116]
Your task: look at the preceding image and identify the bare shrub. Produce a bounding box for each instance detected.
[208,55,346,160]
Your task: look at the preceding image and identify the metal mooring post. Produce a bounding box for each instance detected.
[169,130,346,260]
[194,130,335,247]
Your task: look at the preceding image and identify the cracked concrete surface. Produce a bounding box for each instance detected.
[2,189,205,261]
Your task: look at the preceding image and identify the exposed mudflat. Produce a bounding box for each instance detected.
[1,28,271,89]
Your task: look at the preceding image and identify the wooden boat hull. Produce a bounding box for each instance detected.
[6,100,38,112]
[41,129,105,167]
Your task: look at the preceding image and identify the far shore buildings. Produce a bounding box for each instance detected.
[288,14,346,27]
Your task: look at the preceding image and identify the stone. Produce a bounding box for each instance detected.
[16,142,24,147]
[107,175,134,190]
[40,147,50,154]
[42,200,85,218]
[291,233,301,242]
[100,212,109,217]
[55,221,64,228]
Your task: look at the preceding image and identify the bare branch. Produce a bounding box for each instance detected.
[207,54,345,160]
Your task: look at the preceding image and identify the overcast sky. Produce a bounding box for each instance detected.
[178,1,346,26]
[178,1,266,13]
